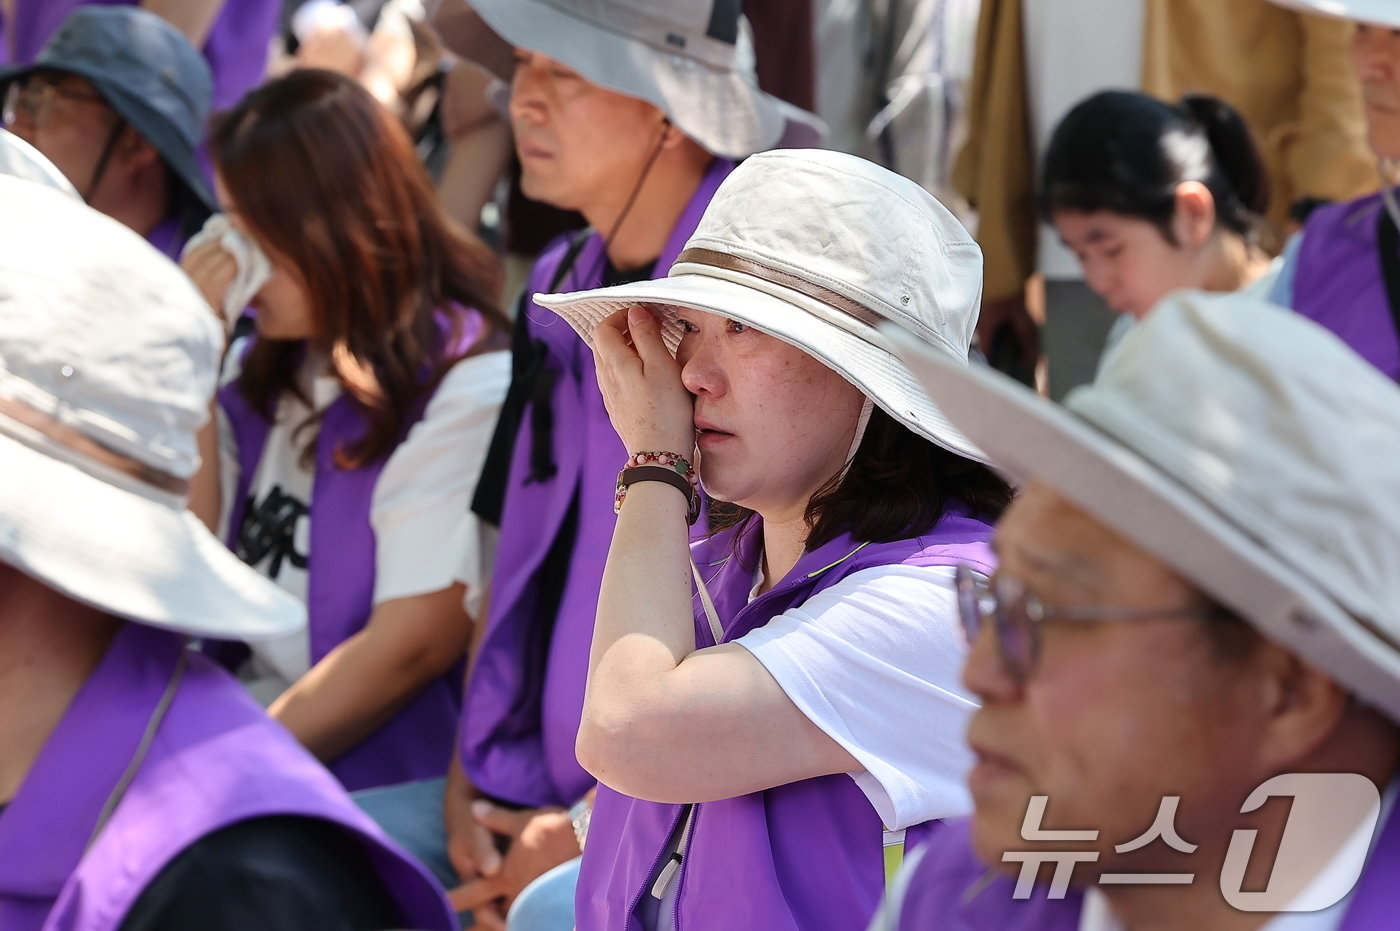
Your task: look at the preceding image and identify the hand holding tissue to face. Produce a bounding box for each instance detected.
[179,215,273,337]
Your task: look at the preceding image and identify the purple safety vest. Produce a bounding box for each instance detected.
[2,0,281,111]
[0,623,454,931]
[887,804,1400,930]
[460,157,735,809]
[218,309,485,792]
[1291,193,1400,380]
[576,511,996,931]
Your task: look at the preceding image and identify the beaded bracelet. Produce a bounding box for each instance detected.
[615,450,700,525]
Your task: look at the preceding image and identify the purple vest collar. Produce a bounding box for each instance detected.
[1291,193,1400,380]
[0,623,453,931]
[576,512,996,931]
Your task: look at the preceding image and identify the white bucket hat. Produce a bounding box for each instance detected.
[887,289,1400,723]
[1267,0,1400,29]
[536,149,987,463]
[0,175,302,640]
[467,0,826,159]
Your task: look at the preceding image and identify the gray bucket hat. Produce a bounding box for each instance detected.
[888,290,1400,724]
[0,6,215,211]
[465,0,827,159]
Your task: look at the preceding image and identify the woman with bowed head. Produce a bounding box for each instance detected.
[537,148,1013,930]
[182,68,511,793]
[1040,90,1273,337]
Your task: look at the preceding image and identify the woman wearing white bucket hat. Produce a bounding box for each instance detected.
[0,177,456,930]
[400,2,828,927]
[873,289,1400,930]
[1266,0,1400,381]
[538,148,1010,930]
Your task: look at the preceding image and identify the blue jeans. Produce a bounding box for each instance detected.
[508,856,580,930]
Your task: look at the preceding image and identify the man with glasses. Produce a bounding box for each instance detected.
[0,6,213,257]
[873,289,1400,929]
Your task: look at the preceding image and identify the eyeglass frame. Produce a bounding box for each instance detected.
[2,74,111,131]
[953,562,1219,683]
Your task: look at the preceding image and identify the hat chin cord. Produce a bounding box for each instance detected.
[82,118,127,206]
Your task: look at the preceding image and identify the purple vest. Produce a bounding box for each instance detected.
[888,806,1400,930]
[0,623,453,931]
[575,512,996,931]
[1,0,281,111]
[217,310,484,792]
[1291,193,1400,380]
[460,158,735,809]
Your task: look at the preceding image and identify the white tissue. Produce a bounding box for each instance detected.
[181,214,274,332]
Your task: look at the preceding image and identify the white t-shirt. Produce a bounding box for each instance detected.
[1021,0,1146,280]
[218,344,510,703]
[735,563,978,830]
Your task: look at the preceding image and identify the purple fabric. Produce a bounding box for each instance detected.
[218,309,483,792]
[2,0,279,111]
[146,213,186,261]
[888,794,1400,929]
[460,158,736,809]
[1291,193,1400,380]
[575,512,996,931]
[0,623,453,931]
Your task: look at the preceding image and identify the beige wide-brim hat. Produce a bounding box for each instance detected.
[1268,0,1400,28]
[537,149,988,464]
[468,0,826,158]
[0,175,302,641]
[886,289,1400,723]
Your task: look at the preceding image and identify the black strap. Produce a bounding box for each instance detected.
[1377,208,1400,374]
[470,229,593,526]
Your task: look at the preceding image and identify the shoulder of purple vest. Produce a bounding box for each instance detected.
[60,645,455,930]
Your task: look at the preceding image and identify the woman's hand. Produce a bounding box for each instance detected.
[591,305,695,455]
[180,238,237,321]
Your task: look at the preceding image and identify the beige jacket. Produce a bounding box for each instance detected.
[956,0,1378,300]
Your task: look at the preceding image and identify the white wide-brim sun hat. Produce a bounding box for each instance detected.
[536,149,988,464]
[0,175,302,641]
[469,0,826,159]
[886,289,1400,723]
[1268,0,1400,29]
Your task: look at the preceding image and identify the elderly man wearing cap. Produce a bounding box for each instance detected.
[352,1,823,927]
[1268,0,1400,380]
[0,6,213,258]
[870,289,1400,930]
[0,177,457,930]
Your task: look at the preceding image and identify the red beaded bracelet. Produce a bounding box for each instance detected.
[615,451,700,525]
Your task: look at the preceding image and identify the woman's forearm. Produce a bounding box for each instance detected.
[577,481,696,778]
[271,583,473,761]
[140,0,226,46]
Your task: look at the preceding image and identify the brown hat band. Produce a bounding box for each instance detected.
[675,247,885,329]
[0,394,190,495]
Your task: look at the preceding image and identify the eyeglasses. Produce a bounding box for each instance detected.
[953,563,1214,683]
[2,77,109,131]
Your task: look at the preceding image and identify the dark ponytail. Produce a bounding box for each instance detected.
[1039,89,1269,244]
[1177,93,1269,234]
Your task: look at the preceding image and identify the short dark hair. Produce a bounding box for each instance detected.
[709,407,1013,552]
[1039,90,1269,245]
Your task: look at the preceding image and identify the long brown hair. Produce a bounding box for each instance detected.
[212,69,507,468]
